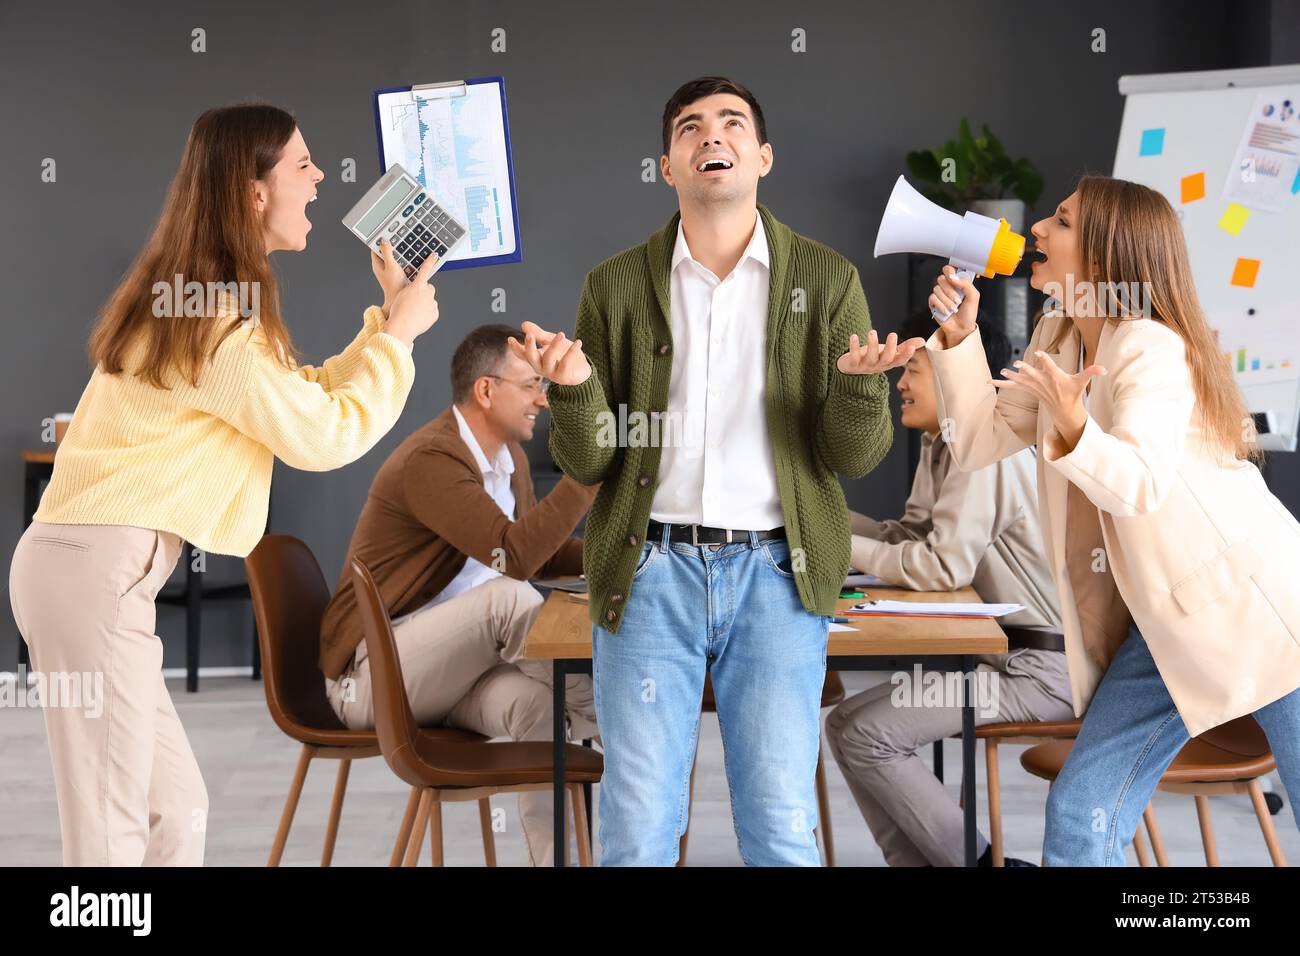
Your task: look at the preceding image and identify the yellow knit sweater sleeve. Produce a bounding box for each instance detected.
[178,309,416,472]
[294,304,388,389]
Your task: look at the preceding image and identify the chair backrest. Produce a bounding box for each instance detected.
[245,534,345,736]
[350,556,422,769]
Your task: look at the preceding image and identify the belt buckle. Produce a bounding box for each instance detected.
[690,524,700,547]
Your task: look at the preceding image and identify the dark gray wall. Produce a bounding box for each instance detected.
[2,0,1293,668]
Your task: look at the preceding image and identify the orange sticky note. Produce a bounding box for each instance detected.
[1231,258,1261,288]
[1218,203,1251,235]
[1180,172,1205,203]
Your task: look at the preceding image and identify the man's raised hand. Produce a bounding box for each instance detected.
[836,330,926,376]
[508,320,592,386]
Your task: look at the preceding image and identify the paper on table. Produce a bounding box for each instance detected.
[845,572,890,588]
[828,622,856,632]
[848,601,1024,617]
[533,577,587,593]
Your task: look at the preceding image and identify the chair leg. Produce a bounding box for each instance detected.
[1247,780,1288,866]
[676,748,699,867]
[320,759,351,866]
[268,744,314,866]
[570,783,593,867]
[1195,794,1219,867]
[478,798,497,867]
[814,746,835,867]
[985,739,1003,867]
[403,789,433,867]
[1143,804,1168,867]
[390,787,421,867]
[1132,825,1151,867]
[428,796,444,866]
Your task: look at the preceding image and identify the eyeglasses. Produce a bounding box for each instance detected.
[487,375,550,396]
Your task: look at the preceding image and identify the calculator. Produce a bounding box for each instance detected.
[342,163,468,279]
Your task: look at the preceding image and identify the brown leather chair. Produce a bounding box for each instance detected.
[351,556,605,866]
[246,534,490,866]
[973,718,1083,866]
[677,671,846,867]
[1020,715,1286,866]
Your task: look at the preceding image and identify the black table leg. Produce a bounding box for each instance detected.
[250,607,261,681]
[553,658,567,867]
[185,543,200,693]
[962,654,977,866]
[581,739,594,847]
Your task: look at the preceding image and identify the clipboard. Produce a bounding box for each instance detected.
[371,76,522,271]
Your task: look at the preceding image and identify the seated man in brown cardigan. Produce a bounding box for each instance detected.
[319,324,599,866]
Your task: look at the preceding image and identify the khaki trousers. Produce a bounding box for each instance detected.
[326,576,597,866]
[9,521,206,866]
[823,649,1074,867]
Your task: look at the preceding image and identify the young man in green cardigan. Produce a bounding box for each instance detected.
[511,76,923,865]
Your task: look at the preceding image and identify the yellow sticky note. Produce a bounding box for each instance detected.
[1180,172,1205,203]
[1218,203,1251,235]
[1230,258,1261,288]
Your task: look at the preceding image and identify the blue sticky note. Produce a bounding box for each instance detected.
[1139,128,1165,157]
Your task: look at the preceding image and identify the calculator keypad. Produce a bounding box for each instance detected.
[378,192,468,279]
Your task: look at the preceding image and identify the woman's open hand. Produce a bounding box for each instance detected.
[992,349,1106,451]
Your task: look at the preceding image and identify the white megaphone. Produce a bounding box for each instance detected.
[874,175,1025,322]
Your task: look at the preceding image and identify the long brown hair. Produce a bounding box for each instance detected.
[1047,174,1262,464]
[89,103,301,387]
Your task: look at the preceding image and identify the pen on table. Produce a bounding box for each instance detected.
[830,617,851,624]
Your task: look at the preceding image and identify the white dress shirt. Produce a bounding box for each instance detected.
[390,404,516,627]
[650,210,784,530]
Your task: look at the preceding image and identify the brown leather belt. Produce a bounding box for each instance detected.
[1002,626,1065,652]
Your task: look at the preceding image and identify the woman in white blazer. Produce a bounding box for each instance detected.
[922,175,1300,866]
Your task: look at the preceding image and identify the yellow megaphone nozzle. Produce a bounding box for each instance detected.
[983,219,1025,278]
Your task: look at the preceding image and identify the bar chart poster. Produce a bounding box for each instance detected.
[376,79,519,268]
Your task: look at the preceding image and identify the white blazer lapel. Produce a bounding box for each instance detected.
[1038,323,1078,577]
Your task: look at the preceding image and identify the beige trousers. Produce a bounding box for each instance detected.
[325,576,597,866]
[823,649,1074,867]
[9,521,206,866]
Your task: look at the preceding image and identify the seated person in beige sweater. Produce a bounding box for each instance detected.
[825,314,1073,867]
[320,324,598,866]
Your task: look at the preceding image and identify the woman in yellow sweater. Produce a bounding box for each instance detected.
[8,104,439,866]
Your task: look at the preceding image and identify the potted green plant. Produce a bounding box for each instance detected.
[905,118,1043,231]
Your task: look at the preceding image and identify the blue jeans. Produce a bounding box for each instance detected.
[1044,627,1300,866]
[592,527,830,866]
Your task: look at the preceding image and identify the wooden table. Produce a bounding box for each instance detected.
[523,584,1008,867]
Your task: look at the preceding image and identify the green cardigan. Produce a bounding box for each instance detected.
[547,204,894,632]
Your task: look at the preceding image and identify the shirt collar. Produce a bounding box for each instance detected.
[671,209,770,276]
[452,405,516,478]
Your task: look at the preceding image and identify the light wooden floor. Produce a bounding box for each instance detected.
[2,671,1295,866]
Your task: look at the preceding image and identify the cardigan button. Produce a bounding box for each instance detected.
[610,593,624,603]
[627,534,638,547]
[606,609,617,623]
[657,343,671,356]
[637,475,651,488]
